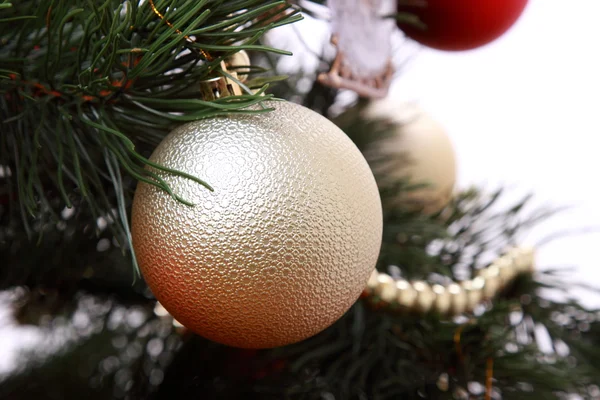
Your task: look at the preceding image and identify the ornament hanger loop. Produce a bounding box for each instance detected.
[198,63,243,101]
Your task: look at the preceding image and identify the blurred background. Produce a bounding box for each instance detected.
[1,0,600,393]
[263,0,600,303]
[389,0,600,307]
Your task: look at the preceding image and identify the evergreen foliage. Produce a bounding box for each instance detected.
[0,0,299,249]
[1,2,599,399]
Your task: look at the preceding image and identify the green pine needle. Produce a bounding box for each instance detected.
[0,0,301,266]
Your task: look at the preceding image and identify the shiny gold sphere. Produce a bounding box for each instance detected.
[131,100,383,349]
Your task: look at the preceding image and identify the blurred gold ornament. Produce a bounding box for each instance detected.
[363,247,535,316]
[365,101,457,214]
[132,100,383,349]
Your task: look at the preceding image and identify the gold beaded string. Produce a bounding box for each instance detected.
[148,0,214,61]
[365,246,535,316]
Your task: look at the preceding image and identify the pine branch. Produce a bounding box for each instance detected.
[0,0,301,263]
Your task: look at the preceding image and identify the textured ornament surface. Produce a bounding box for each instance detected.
[131,101,383,349]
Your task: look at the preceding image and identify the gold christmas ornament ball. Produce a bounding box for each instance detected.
[365,100,457,214]
[131,100,383,349]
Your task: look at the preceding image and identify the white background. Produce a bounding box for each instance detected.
[390,0,600,306]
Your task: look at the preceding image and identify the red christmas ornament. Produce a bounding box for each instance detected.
[397,0,528,51]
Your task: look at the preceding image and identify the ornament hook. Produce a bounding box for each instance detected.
[198,61,243,101]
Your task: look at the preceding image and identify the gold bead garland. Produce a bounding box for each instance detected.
[363,246,535,316]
